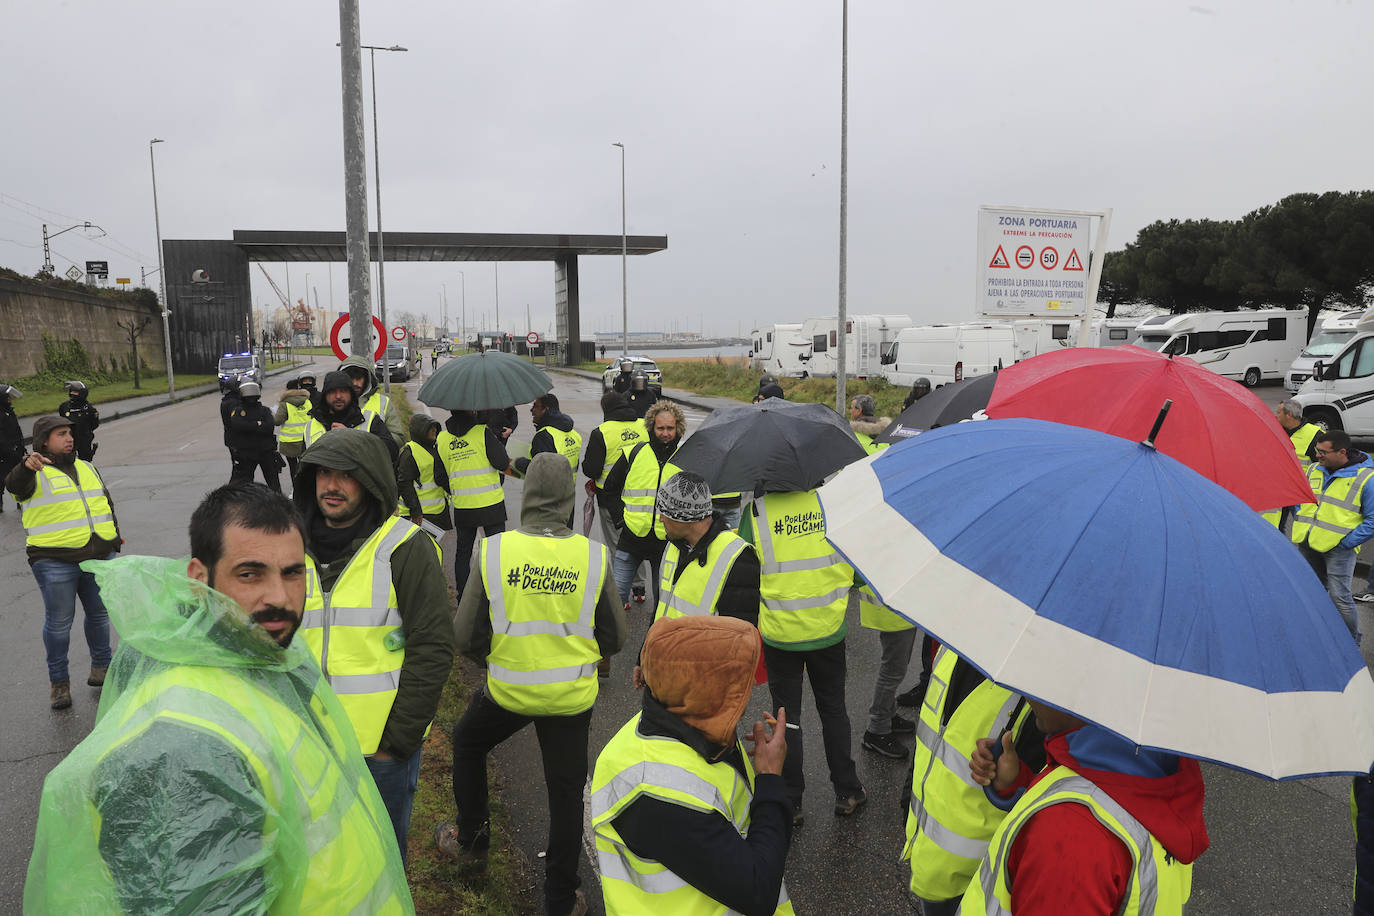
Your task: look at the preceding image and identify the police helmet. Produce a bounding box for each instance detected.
[299,373,317,388]
[631,369,648,392]
[618,357,634,374]
[759,373,778,390]
[238,381,261,398]
[0,384,21,401]
[65,380,89,395]
[914,377,932,393]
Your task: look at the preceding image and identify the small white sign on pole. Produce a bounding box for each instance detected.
[976,206,1104,319]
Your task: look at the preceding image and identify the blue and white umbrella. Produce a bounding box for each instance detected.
[819,417,1374,779]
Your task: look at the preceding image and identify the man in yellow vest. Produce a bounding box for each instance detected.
[514,392,583,528]
[900,647,1043,915]
[24,482,413,914]
[739,484,867,826]
[1263,400,1323,530]
[397,414,453,532]
[6,415,119,710]
[444,407,513,597]
[294,428,455,861]
[582,391,650,599]
[592,615,794,915]
[848,394,891,455]
[305,370,399,462]
[441,452,626,916]
[340,354,407,443]
[274,376,314,481]
[602,400,685,609]
[1291,429,1374,644]
[652,471,760,626]
[966,699,1208,914]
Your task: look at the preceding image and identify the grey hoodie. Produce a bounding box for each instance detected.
[339,354,406,443]
[453,452,626,664]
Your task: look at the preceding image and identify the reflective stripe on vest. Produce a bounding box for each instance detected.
[857,584,913,631]
[302,417,329,448]
[402,440,450,515]
[623,443,678,540]
[555,427,583,471]
[279,400,311,445]
[1262,423,1321,527]
[361,391,391,430]
[20,461,117,548]
[654,532,750,621]
[481,531,607,716]
[962,766,1193,915]
[595,420,648,487]
[590,713,795,916]
[97,666,411,913]
[752,490,851,645]
[443,424,504,509]
[1291,464,1374,552]
[300,517,426,754]
[903,647,1025,900]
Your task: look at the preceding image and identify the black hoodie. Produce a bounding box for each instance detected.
[581,396,641,500]
[513,408,576,476]
[445,412,511,529]
[309,390,398,464]
[602,433,681,555]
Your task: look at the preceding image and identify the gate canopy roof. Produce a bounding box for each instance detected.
[232,230,667,262]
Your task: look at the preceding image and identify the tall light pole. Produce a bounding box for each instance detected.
[149,138,175,400]
[362,42,407,397]
[613,141,628,356]
[456,270,466,345]
[835,0,850,414]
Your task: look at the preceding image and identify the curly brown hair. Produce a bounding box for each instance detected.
[643,399,686,438]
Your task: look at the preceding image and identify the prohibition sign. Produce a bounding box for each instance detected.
[526,331,540,345]
[1015,246,1035,269]
[330,314,387,361]
[391,325,407,341]
[1040,247,1059,270]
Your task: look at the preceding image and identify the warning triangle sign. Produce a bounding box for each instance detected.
[989,245,1010,269]
[1064,249,1084,271]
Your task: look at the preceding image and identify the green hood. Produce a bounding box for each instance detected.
[81,555,305,670]
[409,412,440,444]
[294,427,398,522]
[520,451,574,534]
[339,354,378,396]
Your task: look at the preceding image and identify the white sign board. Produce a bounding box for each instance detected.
[64,265,83,282]
[977,207,1095,318]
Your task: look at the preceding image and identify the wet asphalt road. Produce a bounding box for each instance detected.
[0,370,1367,913]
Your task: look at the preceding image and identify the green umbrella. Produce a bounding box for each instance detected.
[416,349,553,410]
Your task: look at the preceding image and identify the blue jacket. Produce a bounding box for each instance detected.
[1309,452,1374,549]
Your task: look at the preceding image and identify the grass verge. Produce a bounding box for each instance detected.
[14,374,219,417]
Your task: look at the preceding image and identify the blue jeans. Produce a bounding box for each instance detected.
[1302,544,1362,643]
[366,747,422,866]
[613,545,663,607]
[32,556,114,684]
[866,626,918,734]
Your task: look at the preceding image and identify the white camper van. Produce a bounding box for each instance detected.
[798,314,914,378]
[1129,308,1307,387]
[1292,311,1374,434]
[750,323,812,378]
[881,324,1015,388]
[1000,320,1080,362]
[1285,312,1364,392]
[1090,318,1142,348]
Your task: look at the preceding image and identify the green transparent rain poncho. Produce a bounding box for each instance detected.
[24,555,414,914]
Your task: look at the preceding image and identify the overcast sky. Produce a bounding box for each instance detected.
[4,0,1371,340]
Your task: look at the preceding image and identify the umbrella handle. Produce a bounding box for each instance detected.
[1141,399,1174,450]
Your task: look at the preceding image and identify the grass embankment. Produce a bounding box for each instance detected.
[391,387,531,915]
[14,375,219,417]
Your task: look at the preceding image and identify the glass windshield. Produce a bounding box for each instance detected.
[1132,334,1171,351]
[1300,329,1356,358]
[219,357,253,370]
[386,346,407,359]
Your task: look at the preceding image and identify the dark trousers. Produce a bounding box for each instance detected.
[285,454,300,483]
[454,521,506,598]
[764,639,861,802]
[452,689,591,915]
[229,449,281,492]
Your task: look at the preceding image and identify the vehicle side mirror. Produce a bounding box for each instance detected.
[1313,362,1324,381]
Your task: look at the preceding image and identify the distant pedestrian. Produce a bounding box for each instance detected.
[1292,429,1374,643]
[226,382,281,492]
[600,344,606,358]
[0,385,24,512]
[431,348,439,372]
[58,380,100,461]
[5,415,119,709]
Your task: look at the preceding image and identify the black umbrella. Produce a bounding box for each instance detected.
[876,373,999,444]
[671,399,868,494]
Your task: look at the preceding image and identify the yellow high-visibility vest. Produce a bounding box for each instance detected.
[1262,422,1321,527]
[654,531,751,621]
[361,390,391,430]
[480,530,607,716]
[903,647,1029,901]
[591,712,795,915]
[751,490,851,646]
[278,400,311,446]
[554,427,584,470]
[20,461,117,549]
[443,424,504,510]
[399,440,450,516]
[594,420,647,487]
[622,443,678,540]
[960,765,1192,915]
[1291,463,1374,552]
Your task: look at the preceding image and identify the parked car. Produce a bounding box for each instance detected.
[601,355,663,391]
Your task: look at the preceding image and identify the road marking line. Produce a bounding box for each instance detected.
[177,439,199,451]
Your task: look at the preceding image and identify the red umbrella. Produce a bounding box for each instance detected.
[983,346,1314,512]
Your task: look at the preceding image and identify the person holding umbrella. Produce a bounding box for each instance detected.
[1291,429,1374,644]
[443,408,512,599]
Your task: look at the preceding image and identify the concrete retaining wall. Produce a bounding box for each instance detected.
[0,277,166,378]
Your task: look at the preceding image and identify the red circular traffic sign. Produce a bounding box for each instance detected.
[391,325,407,342]
[329,314,386,362]
[1015,246,1035,269]
[1040,247,1059,269]
[526,331,540,345]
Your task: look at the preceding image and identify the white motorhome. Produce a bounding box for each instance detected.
[1293,311,1374,434]
[998,319,1080,362]
[1090,317,1142,348]
[881,324,1015,389]
[1130,308,1307,387]
[749,323,806,374]
[1285,312,1364,392]
[798,314,914,378]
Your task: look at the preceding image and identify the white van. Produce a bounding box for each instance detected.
[1000,320,1079,362]
[1285,312,1364,392]
[749,323,806,374]
[1293,311,1374,434]
[1130,308,1307,387]
[1090,317,1142,348]
[798,314,914,378]
[881,324,1015,389]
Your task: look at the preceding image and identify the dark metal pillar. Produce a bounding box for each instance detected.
[555,254,580,366]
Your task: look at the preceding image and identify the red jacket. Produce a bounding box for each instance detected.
[1001,725,1209,915]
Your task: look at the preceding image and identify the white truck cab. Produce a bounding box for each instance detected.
[1293,311,1374,434]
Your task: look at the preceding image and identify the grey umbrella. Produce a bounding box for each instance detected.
[417,350,552,411]
[671,399,868,494]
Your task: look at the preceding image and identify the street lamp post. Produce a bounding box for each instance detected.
[835,0,849,414]
[456,270,465,346]
[613,141,628,357]
[361,42,407,398]
[149,138,175,400]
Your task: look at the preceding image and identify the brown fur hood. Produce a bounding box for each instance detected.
[849,416,891,438]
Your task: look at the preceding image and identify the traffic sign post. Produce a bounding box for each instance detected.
[976,206,1106,320]
[391,326,407,342]
[526,331,540,345]
[330,313,386,362]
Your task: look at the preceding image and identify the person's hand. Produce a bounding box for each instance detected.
[410,515,422,525]
[501,427,513,439]
[23,452,49,471]
[331,422,346,430]
[972,732,1019,790]
[745,707,788,776]
[631,665,645,689]
[371,750,394,762]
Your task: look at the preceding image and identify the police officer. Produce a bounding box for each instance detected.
[59,380,100,461]
[0,384,23,512]
[441,453,625,916]
[226,382,281,492]
[903,377,932,411]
